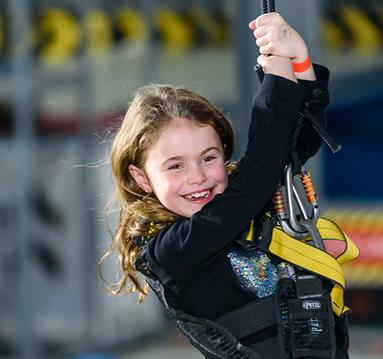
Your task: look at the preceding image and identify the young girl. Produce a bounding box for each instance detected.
[104,13,349,359]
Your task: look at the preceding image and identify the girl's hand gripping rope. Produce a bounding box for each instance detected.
[249,12,316,81]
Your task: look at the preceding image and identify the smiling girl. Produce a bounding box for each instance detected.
[103,13,350,359]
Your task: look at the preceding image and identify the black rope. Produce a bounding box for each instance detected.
[261,0,275,14]
[255,1,276,82]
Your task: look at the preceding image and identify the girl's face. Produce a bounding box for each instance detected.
[129,118,228,218]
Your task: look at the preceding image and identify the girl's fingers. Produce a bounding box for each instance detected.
[250,13,275,29]
[248,19,256,30]
[256,36,269,48]
[257,54,266,67]
[257,54,296,82]
[259,42,274,55]
[255,13,275,28]
[253,25,268,38]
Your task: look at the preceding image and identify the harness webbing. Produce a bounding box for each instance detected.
[144,275,264,359]
[216,296,277,340]
[247,217,360,316]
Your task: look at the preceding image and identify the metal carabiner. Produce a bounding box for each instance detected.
[273,184,304,238]
[273,163,320,239]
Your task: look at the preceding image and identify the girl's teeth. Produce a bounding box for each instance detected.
[186,190,210,199]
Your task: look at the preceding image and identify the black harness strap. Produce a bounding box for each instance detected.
[145,276,263,359]
[299,105,341,154]
[216,296,277,341]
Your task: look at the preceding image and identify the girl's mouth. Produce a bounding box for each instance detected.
[183,188,214,202]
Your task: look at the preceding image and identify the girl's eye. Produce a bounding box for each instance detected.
[202,155,216,163]
[167,163,183,170]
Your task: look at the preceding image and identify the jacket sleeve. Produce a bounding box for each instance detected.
[146,74,306,279]
[294,64,330,165]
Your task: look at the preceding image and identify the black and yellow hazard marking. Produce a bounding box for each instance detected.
[114,7,148,43]
[187,6,227,47]
[0,4,230,64]
[2,3,383,64]
[83,9,113,55]
[323,3,383,54]
[38,8,81,64]
[154,8,195,52]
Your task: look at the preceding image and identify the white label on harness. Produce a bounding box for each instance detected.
[302,300,322,310]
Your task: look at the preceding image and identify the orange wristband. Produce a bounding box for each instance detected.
[292,57,311,73]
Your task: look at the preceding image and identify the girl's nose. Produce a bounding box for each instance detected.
[187,165,207,185]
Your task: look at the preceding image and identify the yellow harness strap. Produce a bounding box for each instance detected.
[247,218,359,317]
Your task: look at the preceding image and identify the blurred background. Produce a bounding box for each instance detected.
[1,0,383,358]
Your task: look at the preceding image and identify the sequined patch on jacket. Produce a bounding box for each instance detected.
[228,249,295,298]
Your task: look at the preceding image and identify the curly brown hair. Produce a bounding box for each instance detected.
[101,84,235,301]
